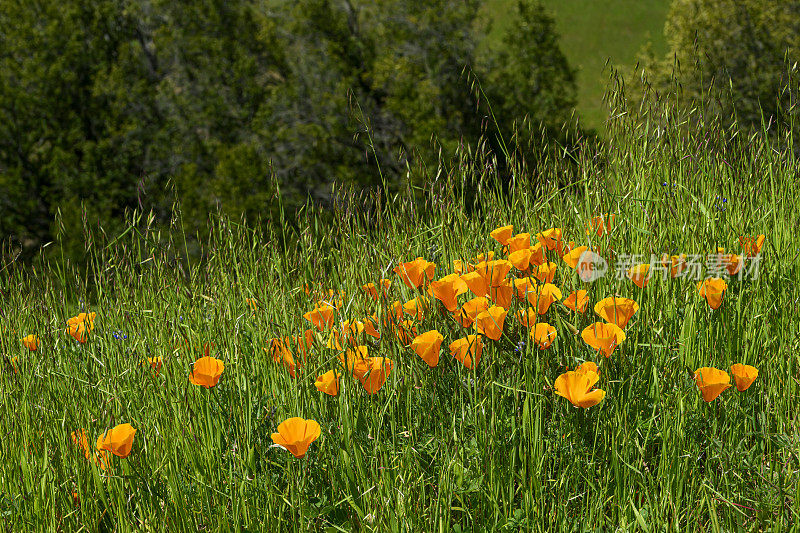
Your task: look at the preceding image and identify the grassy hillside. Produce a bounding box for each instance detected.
[483,0,672,130]
[2,91,798,529]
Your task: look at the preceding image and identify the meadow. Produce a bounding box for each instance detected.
[483,0,671,129]
[1,86,799,532]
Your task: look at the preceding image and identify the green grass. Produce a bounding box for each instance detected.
[483,0,672,130]
[2,91,800,531]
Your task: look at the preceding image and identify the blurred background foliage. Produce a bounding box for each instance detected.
[1,0,799,262]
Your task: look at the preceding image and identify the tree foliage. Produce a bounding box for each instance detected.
[0,0,578,259]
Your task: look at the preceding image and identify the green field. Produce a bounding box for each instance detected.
[2,87,798,530]
[484,0,672,129]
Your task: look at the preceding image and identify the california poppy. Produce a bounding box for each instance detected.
[449,335,483,369]
[364,315,381,340]
[21,334,39,352]
[513,277,537,301]
[67,312,96,344]
[429,274,468,312]
[359,357,393,394]
[562,246,588,269]
[661,254,687,278]
[271,417,321,458]
[581,322,626,357]
[403,296,430,320]
[532,323,557,349]
[393,320,417,345]
[96,423,136,458]
[490,225,514,246]
[474,306,507,341]
[536,228,564,255]
[489,281,515,309]
[362,279,392,300]
[532,262,557,284]
[515,307,538,328]
[71,429,92,460]
[739,234,765,257]
[315,370,340,396]
[394,258,436,289]
[475,260,513,288]
[508,248,532,271]
[554,370,605,408]
[730,363,758,392]
[303,304,336,331]
[268,339,298,378]
[563,290,589,313]
[529,243,548,267]
[626,264,651,288]
[454,297,491,328]
[725,253,743,277]
[575,361,599,376]
[528,284,562,315]
[694,367,732,402]
[145,356,162,373]
[411,330,443,367]
[189,356,225,388]
[697,278,727,310]
[460,271,490,298]
[594,297,639,328]
[508,233,531,253]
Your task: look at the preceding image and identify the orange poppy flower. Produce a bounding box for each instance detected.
[508,248,532,271]
[563,290,589,313]
[394,258,436,289]
[527,284,562,315]
[586,214,614,237]
[460,271,490,298]
[508,233,531,253]
[66,312,96,344]
[475,260,513,287]
[271,417,321,458]
[697,278,727,310]
[384,300,405,328]
[515,307,538,328]
[403,296,430,320]
[411,330,443,367]
[513,277,536,301]
[189,356,225,388]
[393,320,417,345]
[532,262,557,284]
[303,304,336,331]
[575,361,599,376]
[454,297,491,328]
[661,254,687,278]
[489,281,515,309]
[453,260,466,275]
[694,367,732,402]
[739,234,765,257]
[529,243,548,267]
[315,370,340,396]
[725,253,743,277]
[490,225,514,246]
[449,335,483,369]
[562,246,588,269]
[339,345,370,377]
[360,357,393,394]
[20,334,39,351]
[627,264,651,288]
[554,370,605,408]
[532,322,557,349]
[473,252,495,263]
[71,429,92,460]
[364,315,381,339]
[429,275,467,312]
[474,306,507,341]
[594,297,639,328]
[730,364,758,392]
[96,423,137,458]
[145,356,162,373]
[362,279,391,300]
[536,228,564,255]
[268,339,298,378]
[581,322,626,357]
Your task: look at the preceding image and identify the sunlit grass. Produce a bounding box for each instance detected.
[1,90,799,531]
